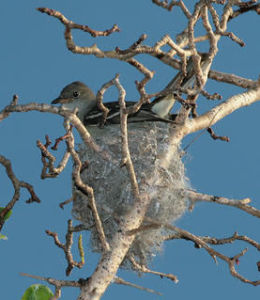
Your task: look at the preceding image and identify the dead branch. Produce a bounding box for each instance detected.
[207,127,230,142]
[2,2,259,299]
[37,135,71,178]
[164,231,260,251]
[37,8,120,37]
[36,3,259,94]
[0,154,40,231]
[114,75,140,197]
[201,89,222,100]
[0,101,110,161]
[63,120,110,252]
[144,217,260,286]
[59,196,73,209]
[20,271,162,299]
[20,272,80,300]
[186,190,260,218]
[229,2,260,20]
[51,128,72,150]
[114,276,162,296]
[129,256,179,283]
[208,70,257,89]
[184,85,260,135]
[46,220,84,276]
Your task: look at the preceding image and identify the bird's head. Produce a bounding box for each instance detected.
[52,81,96,121]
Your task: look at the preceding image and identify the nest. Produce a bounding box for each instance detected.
[72,122,188,268]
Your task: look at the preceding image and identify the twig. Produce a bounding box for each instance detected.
[113,75,140,198]
[201,89,222,100]
[37,136,71,178]
[115,34,147,55]
[207,127,230,142]
[208,3,245,47]
[51,128,73,150]
[164,231,260,251]
[63,120,110,252]
[0,155,40,231]
[152,0,192,17]
[20,182,41,203]
[144,217,260,286]
[59,196,73,209]
[229,2,260,20]
[37,8,120,37]
[96,78,116,127]
[0,101,110,160]
[114,276,162,296]
[186,189,260,218]
[20,272,80,300]
[46,220,85,276]
[129,256,179,283]
[208,70,257,89]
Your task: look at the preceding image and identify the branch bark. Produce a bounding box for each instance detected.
[184,85,260,135]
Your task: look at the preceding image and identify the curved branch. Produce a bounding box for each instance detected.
[186,190,260,218]
[184,85,260,134]
[144,217,260,286]
[0,155,40,231]
[0,102,110,161]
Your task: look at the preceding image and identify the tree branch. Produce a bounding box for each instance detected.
[0,155,40,231]
[144,217,260,286]
[0,101,110,161]
[46,220,85,276]
[186,190,260,218]
[184,85,260,134]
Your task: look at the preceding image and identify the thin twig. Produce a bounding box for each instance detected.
[186,189,260,218]
[0,155,40,231]
[46,220,84,276]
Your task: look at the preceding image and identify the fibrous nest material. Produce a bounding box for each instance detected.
[72,122,188,268]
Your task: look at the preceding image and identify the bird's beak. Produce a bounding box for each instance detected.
[51,97,72,104]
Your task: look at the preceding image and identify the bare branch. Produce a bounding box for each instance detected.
[20,272,80,300]
[46,220,84,276]
[229,2,260,20]
[59,196,73,209]
[0,102,110,161]
[207,127,230,142]
[184,85,260,135]
[51,128,72,150]
[152,0,192,18]
[63,120,110,252]
[114,276,162,296]
[20,272,80,287]
[129,256,179,283]
[208,3,245,46]
[37,7,120,37]
[20,181,41,204]
[96,79,115,127]
[164,231,260,251]
[144,217,260,286]
[186,190,260,218]
[208,70,257,89]
[114,75,140,197]
[0,155,40,231]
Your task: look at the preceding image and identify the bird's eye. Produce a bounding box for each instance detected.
[73,91,80,98]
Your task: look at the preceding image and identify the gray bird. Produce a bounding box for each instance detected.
[52,53,210,126]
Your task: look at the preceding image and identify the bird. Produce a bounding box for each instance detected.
[51,81,176,125]
[51,53,210,126]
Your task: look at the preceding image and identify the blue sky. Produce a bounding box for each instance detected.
[1,1,259,299]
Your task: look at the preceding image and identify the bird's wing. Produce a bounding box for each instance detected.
[84,101,175,125]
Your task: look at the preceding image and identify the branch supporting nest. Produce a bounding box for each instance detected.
[1,2,259,299]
